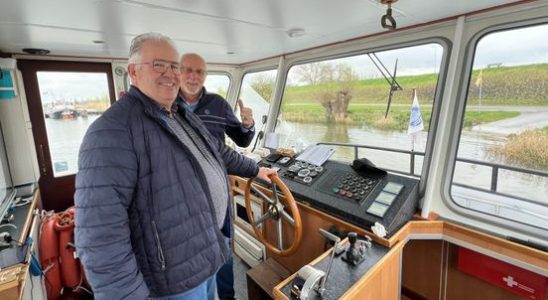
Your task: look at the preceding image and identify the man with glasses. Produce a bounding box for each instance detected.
[178,53,255,300]
[75,32,276,300]
[178,53,256,148]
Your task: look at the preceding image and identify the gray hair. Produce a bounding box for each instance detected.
[128,32,177,63]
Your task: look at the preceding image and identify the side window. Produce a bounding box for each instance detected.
[204,73,230,99]
[37,72,111,177]
[276,43,444,175]
[237,69,277,151]
[451,23,548,228]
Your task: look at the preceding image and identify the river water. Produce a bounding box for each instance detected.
[45,117,547,219]
[277,121,548,204]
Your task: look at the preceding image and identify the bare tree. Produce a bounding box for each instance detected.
[319,63,359,121]
[294,62,334,85]
[249,74,276,102]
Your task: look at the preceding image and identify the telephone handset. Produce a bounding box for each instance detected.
[351,158,387,176]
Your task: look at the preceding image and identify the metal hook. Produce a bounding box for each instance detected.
[381,4,397,30]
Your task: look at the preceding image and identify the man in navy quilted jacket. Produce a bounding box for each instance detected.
[178,53,255,300]
[74,32,276,300]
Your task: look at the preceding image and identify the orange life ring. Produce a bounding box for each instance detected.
[40,213,62,300]
[54,212,81,289]
[65,206,76,216]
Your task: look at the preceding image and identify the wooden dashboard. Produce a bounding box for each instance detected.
[230,176,548,300]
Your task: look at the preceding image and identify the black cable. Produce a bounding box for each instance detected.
[251,131,264,152]
[251,115,268,152]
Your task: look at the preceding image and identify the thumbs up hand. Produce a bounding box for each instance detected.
[238,99,254,129]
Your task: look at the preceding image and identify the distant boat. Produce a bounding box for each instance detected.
[45,107,78,120]
[61,110,76,120]
[78,110,88,118]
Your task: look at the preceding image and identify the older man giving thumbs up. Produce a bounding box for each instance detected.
[178,53,256,148]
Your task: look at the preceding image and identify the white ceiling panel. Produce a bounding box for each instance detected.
[0,0,534,64]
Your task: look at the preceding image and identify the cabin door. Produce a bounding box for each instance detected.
[18,60,116,211]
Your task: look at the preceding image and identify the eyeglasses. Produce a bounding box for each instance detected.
[135,60,181,75]
[180,66,207,76]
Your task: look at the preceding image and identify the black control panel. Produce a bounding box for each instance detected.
[317,170,381,204]
[257,156,419,237]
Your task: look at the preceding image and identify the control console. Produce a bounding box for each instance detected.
[257,156,419,237]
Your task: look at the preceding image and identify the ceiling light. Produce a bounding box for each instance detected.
[286,28,305,38]
[93,40,105,44]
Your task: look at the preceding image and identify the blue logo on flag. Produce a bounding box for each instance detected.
[408,93,424,135]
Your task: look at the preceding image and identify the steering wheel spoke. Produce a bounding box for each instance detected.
[277,219,284,250]
[271,184,280,204]
[281,209,296,226]
[255,211,271,227]
[250,185,275,205]
[245,175,302,256]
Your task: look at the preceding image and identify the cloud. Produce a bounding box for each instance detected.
[37,72,109,103]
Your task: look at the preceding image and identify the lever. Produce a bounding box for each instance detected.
[291,228,342,299]
[317,228,342,296]
[342,232,372,266]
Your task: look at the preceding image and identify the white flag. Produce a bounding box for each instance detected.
[407,91,424,135]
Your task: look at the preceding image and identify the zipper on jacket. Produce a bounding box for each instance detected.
[151,220,166,270]
[153,110,227,263]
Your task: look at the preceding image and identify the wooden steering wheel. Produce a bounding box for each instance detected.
[245,175,302,256]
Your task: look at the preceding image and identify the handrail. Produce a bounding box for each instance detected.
[317,141,548,207]
[318,141,425,176]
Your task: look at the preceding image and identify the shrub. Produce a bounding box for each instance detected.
[489,129,548,169]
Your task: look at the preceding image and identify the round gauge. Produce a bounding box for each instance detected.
[303,176,312,184]
[297,169,310,177]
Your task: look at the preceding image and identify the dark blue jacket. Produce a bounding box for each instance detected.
[74,86,259,299]
[178,88,255,147]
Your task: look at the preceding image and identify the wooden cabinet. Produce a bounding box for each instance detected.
[0,190,39,300]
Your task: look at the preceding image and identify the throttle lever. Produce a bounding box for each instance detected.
[342,232,373,266]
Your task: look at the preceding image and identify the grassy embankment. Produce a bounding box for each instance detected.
[280,64,548,131]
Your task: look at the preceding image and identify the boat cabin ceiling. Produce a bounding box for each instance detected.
[0,0,526,64]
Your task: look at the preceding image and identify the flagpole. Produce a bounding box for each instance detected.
[410,88,416,153]
[479,81,482,110]
[407,87,425,176]
[410,88,416,175]
[476,69,483,112]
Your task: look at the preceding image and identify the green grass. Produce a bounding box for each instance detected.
[280,103,517,131]
[462,111,519,127]
[282,63,548,106]
[276,63,548,130]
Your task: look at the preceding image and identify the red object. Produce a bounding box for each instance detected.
[54,212,81,289]
[458,247,547,299]
[65,206,76,216]
[40,213,63,300]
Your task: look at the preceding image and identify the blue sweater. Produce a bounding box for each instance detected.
[75,86,259,299]
[177,88,255,147]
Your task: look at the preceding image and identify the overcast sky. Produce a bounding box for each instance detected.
[38,72,109,104]
[37,23,547,102]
